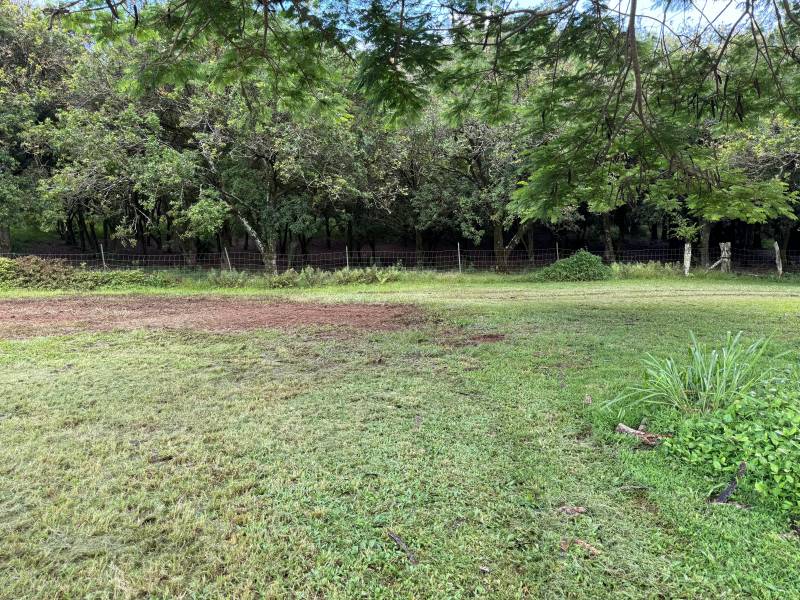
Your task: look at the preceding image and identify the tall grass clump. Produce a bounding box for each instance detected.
[607,332,772,414]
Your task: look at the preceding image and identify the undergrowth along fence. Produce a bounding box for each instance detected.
[2,246,797,273]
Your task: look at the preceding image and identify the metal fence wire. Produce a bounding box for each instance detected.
[1,247,796,273]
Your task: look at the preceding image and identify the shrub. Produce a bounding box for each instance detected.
[332,265,402,285]
[0,257,17,285]
[74,269,171,289]
[534,250,611,282]
[205,269,256,288]
[10,256,77,288]
[0,256,169,290]
[607,332,772,414]
[296,266,330,287]
[611,261,682,279]
[267,268,301,288]
[665,371,800,513]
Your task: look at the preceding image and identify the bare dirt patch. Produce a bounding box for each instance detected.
[0,296,421,338]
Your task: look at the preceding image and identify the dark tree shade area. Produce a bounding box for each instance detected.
[2,0,800,270]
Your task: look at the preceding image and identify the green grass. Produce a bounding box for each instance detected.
[2,277,800,598]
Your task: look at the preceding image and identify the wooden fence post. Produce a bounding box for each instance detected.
[775,241,783,277]
[683,242,691,276]
[457,243,462,273]
[719,242,731,273]
[223,247,233,272]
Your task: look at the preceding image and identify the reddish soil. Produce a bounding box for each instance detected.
[0,297,421,337]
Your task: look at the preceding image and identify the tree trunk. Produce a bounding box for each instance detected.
[182,237,198,267]
[65,215,76,246]
[233,212,276,274]
[325,216,332,250]
[700,221,711,267]
[493,219,508,271]
[0,224,10,253]
[524,228,535,263]
[264,236,277,274]
[778,219,792,266]
[287,236,298,269]
[76,209,88,251]
[601,213,616,262]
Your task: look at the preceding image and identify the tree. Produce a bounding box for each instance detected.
[0,2,77,252]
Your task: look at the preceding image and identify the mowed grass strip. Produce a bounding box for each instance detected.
[1,279,800,598]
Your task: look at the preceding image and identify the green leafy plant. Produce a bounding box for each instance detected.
[665,370,800,513]
[0,257,169,289]
[533,250,612,282]
[611,261,682,280]
[0,257,17,285]
[607,332,772,413]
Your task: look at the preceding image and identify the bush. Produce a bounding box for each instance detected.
[334,266,403,285]
[267,268,301,288]
[74,269,171,289]
[611,261,682,279]
[0,258,408,290]
[0,257,17,285]
[0,256,168,290]
[665,371,800,513]
[534,250,611,282]
[297,266,330,287]
[607,332,772,414]
[205,269,257,288]
[8,256,78,288]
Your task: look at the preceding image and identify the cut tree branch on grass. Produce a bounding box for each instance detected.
[615,423,667,446]
[711,461,747,504]
[387,530,418,564]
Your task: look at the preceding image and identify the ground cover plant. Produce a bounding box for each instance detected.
[2,277,800,598]
[665,372,800,514]
[610,330,800,517]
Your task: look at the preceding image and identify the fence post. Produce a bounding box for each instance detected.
[345,245,350,269]
[774,241,783,277]
[223,247,233,272]
[720,242,731,273]
[100,243,107,270]
[457,243,462,273]
[683,242,691,276]
[556,241,559,261]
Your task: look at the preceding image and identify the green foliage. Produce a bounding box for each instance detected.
[608,332,772,414]
[0,256,16,284]
[611,261,682,279]
[533,250,611,282]
[202,265,405,289]
[0,257,168,290]
[666,371,800,513]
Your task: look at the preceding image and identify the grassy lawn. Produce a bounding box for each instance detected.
[2,277,800,598]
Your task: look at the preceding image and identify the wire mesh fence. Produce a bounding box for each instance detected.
[1,246,796,273]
